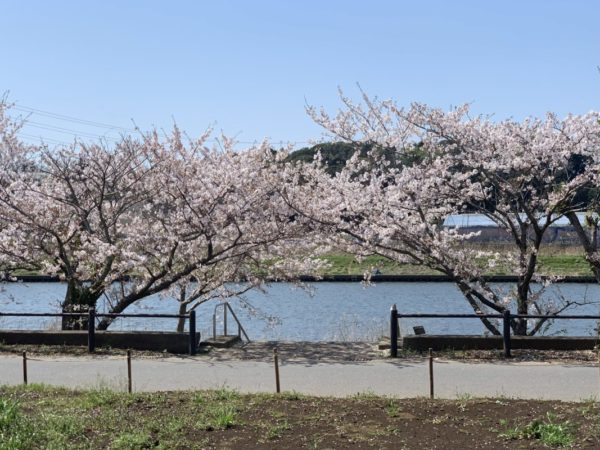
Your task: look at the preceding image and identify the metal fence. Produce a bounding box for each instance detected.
[389,304,600,358]
[0,309,198,355]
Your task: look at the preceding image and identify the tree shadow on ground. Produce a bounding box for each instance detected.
[205,341,387,365]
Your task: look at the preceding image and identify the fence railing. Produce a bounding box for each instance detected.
[389,304,600,358]
[0,309,199,355]
[212,302,250,342]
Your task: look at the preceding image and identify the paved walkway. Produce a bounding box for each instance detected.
[1,354,599,401]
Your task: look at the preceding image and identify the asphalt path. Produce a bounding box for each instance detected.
[1,355,599,401]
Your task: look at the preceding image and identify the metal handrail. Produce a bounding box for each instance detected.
[396,313,504,319]
[212,302,250,342]
[0,312,188,318]
[396,313,600,320]
[0,309,199,355]
[389,304,600,359]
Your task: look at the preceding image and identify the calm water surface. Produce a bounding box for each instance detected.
[1,282,600,341]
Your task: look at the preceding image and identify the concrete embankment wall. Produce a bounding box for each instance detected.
[401,335,599,351]
[0,330,199,353]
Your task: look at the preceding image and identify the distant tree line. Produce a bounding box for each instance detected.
[287,142,600,212]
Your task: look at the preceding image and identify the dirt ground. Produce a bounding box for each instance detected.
[195,396,600,449]
[4,385,600,449]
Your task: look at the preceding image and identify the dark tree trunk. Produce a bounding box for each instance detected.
[514,283,529,336]
[61,280,101,330]
[176,302,187,333]
[567,212,600,282]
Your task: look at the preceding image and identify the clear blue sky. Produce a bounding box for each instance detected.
[1,0,599,148]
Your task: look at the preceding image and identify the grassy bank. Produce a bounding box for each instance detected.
[1,385,600,449]
[10,247,596,280]
[321,248,594,277]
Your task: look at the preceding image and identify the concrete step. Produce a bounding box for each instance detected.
[200,335,242,348]
[377,336,401,350]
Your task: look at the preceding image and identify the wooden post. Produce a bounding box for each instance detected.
[88,308,96,353]
[22,351,27,385]
[188,310,197,356]
[428,348,434,399]
[273,348,281,393]
[223,305,228,336]
[127,350,132,393]
[503,310,512,358]
[390,304,398,358]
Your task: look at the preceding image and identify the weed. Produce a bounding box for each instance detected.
[269,410,286,419]
[306,434,323,450]
[386,400,401,418]
[579,397,600,419]
[195,389,236,404]
[499,412,574,447]
[280,390,305,401]
[213,387,239,402]
[432,414,450,424]
[212,405,236,429]
[81,388,123,408]
[0,398,19,431]
[456,393,473,411]
[384,425,402,435]
[43,413,84,439]
[351,390,379,400]
[20,383,55,393]
[198,404,237,431]
[110,431,155,450]
[163,417,185,434]
[193,391,207,405]
[265,419,291,440]
[0,398,33,450]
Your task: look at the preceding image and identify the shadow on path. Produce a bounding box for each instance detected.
[205,341,389,365]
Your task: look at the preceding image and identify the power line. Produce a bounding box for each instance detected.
[11,104,313,147]
[24,121,122,142]
[12,105,137,133]
[17,132,72,146]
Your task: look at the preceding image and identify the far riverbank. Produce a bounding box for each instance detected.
[9,273,600,283]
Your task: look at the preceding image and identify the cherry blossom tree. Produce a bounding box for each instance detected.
[0,101,36,277]
[280,91,600,335]
[0,104,320,330]
[93,132,322,330]
[411,104,600,335]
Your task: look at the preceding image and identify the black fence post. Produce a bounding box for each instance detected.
[502,309,512,358]
[189,310,197,356]
[22,351,27,385]
[88,308,96,353]
[390,304,398,358]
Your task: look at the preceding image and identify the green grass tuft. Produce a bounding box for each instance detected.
[500,412,575,447]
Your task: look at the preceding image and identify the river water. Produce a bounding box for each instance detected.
[1,282,600,341]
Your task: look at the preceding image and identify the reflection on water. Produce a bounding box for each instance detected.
[1,282,600,341]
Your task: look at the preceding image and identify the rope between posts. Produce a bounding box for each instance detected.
[22,356,206,364]
[19,349,286,394]
[22,357,282,364]
[25,357,118,363]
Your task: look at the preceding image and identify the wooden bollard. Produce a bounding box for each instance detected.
[126,350,132,393]
[428,348,434,399]
[22,351,27,385]
[273,348,281,393]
